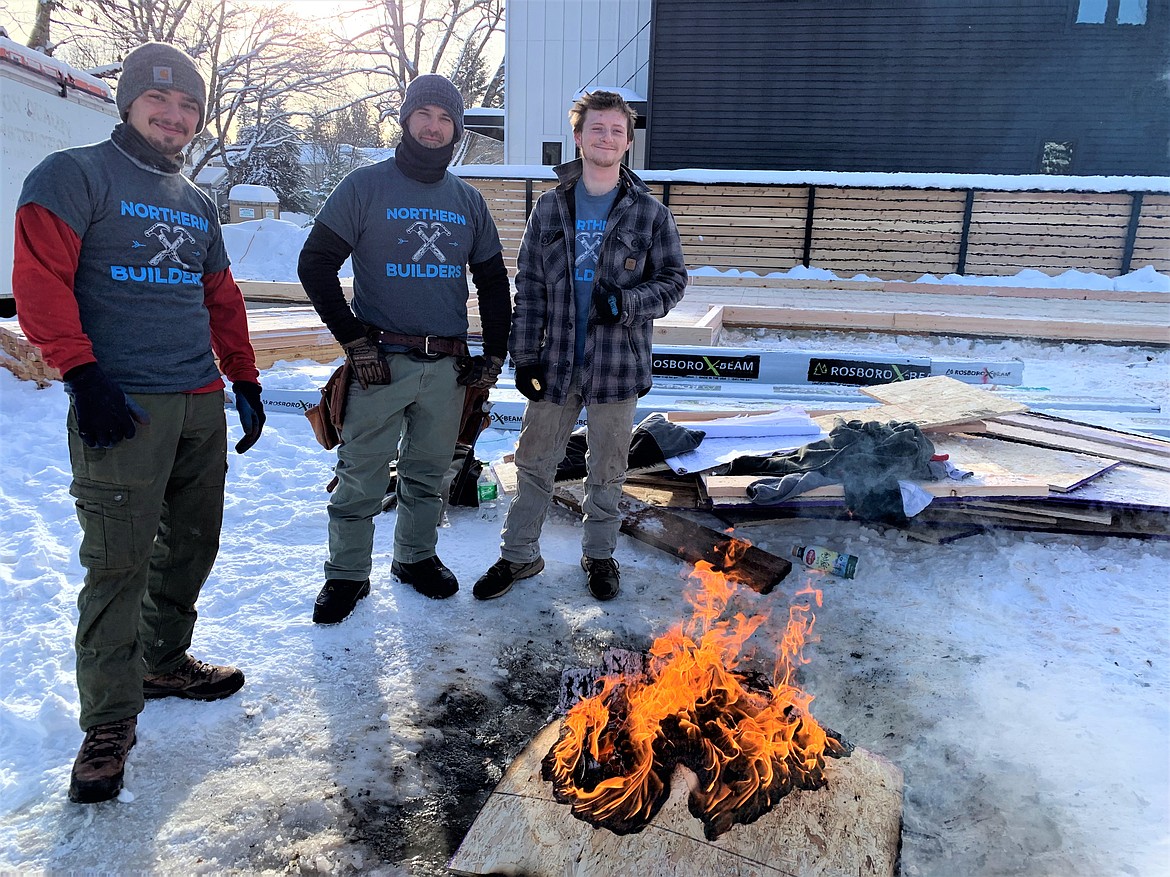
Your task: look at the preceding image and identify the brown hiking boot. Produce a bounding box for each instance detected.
[143,654,245,701]
[69,717,137,804]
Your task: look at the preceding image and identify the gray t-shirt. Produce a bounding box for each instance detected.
[19,140,230,393]
[572,183,618,364]
[316,159,502,339]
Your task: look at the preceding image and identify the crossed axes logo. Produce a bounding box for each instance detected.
[144,223,197,267]
[406,221,452,263]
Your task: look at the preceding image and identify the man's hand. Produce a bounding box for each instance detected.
[231,381,265,454]
[513,363,546,402]
[457,354,504,390]
[592,279,623,325]
[63,362,151,449]
[342,333,392,389]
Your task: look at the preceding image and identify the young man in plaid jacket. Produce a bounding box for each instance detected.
[473,91,687,602]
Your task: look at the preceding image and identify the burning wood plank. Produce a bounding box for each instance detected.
[452,550,902,876]
[449,723,902,877]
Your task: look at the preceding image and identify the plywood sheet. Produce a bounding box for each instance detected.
[1054,464,1170,512]
[860,375,1027,420]
[931,434,1120,492]
[976,421,1170,472]
[992,413,1170,458]
[449,722,903,877]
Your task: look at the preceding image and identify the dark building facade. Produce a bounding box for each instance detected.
[645,0,1169,175]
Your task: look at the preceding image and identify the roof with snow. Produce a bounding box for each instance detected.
[228,184,278,202]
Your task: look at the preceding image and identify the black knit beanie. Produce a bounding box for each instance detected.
[399,74,464,141]
[116,42,207,133]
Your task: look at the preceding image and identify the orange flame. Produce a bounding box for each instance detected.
[542,554,851,839]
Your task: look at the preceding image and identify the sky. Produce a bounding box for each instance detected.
[2,216,1169,875]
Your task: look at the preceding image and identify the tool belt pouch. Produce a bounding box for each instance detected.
[306,361,352,450]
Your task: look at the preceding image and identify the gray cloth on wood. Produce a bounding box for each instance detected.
[730,419,943,524]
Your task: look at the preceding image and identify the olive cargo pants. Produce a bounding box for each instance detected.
[68,391,227,730]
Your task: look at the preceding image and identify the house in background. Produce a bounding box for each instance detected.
[502,0,1169,175]
[503,0,651,167]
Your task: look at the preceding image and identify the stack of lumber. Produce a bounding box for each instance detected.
[535,376,1168,543]
[0,321,59,386]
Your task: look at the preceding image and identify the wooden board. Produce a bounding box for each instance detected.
[1054,463,1170,512]
[974,421,1170,472]
[859,375,1028,420]
[552,487,791,595]
[703,473,1050,503]
[930,434,1120,493]
[448,722,903,877]
[991,412,1170,458]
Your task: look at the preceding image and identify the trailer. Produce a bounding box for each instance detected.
[0,34,118,317]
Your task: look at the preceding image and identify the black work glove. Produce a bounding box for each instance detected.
[63,362,151,449]
[231,381,265,454]
[342,333,392,389]
[592,279,623,325]
[513,363,546,402]
[457,354,504,390]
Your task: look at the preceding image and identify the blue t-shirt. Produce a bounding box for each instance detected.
[316,159,502,340]
[18,140,230,393]
[572,182,619,364]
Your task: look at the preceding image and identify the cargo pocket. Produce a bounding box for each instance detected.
[69,479,138,570]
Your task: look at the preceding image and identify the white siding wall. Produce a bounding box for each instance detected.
[504,0,652,166]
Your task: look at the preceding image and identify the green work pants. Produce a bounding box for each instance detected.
[68,391,227,730]
[325,354,465,579]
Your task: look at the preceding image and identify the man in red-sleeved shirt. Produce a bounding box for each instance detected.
[12,42,264,805]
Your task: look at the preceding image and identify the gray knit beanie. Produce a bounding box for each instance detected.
[116,42,207,133]
[399,74,464,141]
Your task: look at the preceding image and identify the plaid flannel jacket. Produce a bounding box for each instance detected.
[510,159,687,405]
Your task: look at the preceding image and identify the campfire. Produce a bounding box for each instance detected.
[541,545,852,840]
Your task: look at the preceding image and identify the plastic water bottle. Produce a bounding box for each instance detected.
[792,544,858,579]
[477,469,498,509]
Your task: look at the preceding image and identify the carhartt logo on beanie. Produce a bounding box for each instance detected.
[116,42,207,133]
[399,74,465,141]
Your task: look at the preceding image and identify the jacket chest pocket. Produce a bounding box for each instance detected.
[610,229,651,284]
[539,228,567,273]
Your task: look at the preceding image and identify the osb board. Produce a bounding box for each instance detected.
[859,375,1027,421]
[1054,463,1170,512]
[930,434,1120,493]
[703,473,1050,502]
[448,722,903,877]
[992,412,1170,459]
[975,421,1170,472]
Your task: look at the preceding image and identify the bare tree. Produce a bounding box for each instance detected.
[338,0,505,135]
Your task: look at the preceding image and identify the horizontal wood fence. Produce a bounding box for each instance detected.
[462,177,1170,281]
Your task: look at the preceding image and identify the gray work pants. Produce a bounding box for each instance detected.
[68,391,227,730]
[326,353,465,578]
[500,378,636,563]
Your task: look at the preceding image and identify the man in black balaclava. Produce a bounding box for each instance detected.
[298,74,511,621]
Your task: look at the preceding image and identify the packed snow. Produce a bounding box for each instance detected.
[2,220,1169,877]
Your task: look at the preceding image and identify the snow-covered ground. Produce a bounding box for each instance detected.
[2,215,1169,875]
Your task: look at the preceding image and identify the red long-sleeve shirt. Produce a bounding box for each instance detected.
[13,202,259,389]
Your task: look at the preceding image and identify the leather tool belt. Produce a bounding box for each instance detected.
[377,331,468,358]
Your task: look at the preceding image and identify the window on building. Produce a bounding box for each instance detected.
[1117,0,1148,24]
[1041,141,1074,174]
[1076,0,1147,24]
[1076,0,1107,23]
[541,141,562,165]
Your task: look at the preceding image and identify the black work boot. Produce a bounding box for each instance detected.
[391,556,459,599]
[143,655,245,701]
[69,716,137,804]
[581,556,620,601]
[472,556,545,600]
[313,578,371,624]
